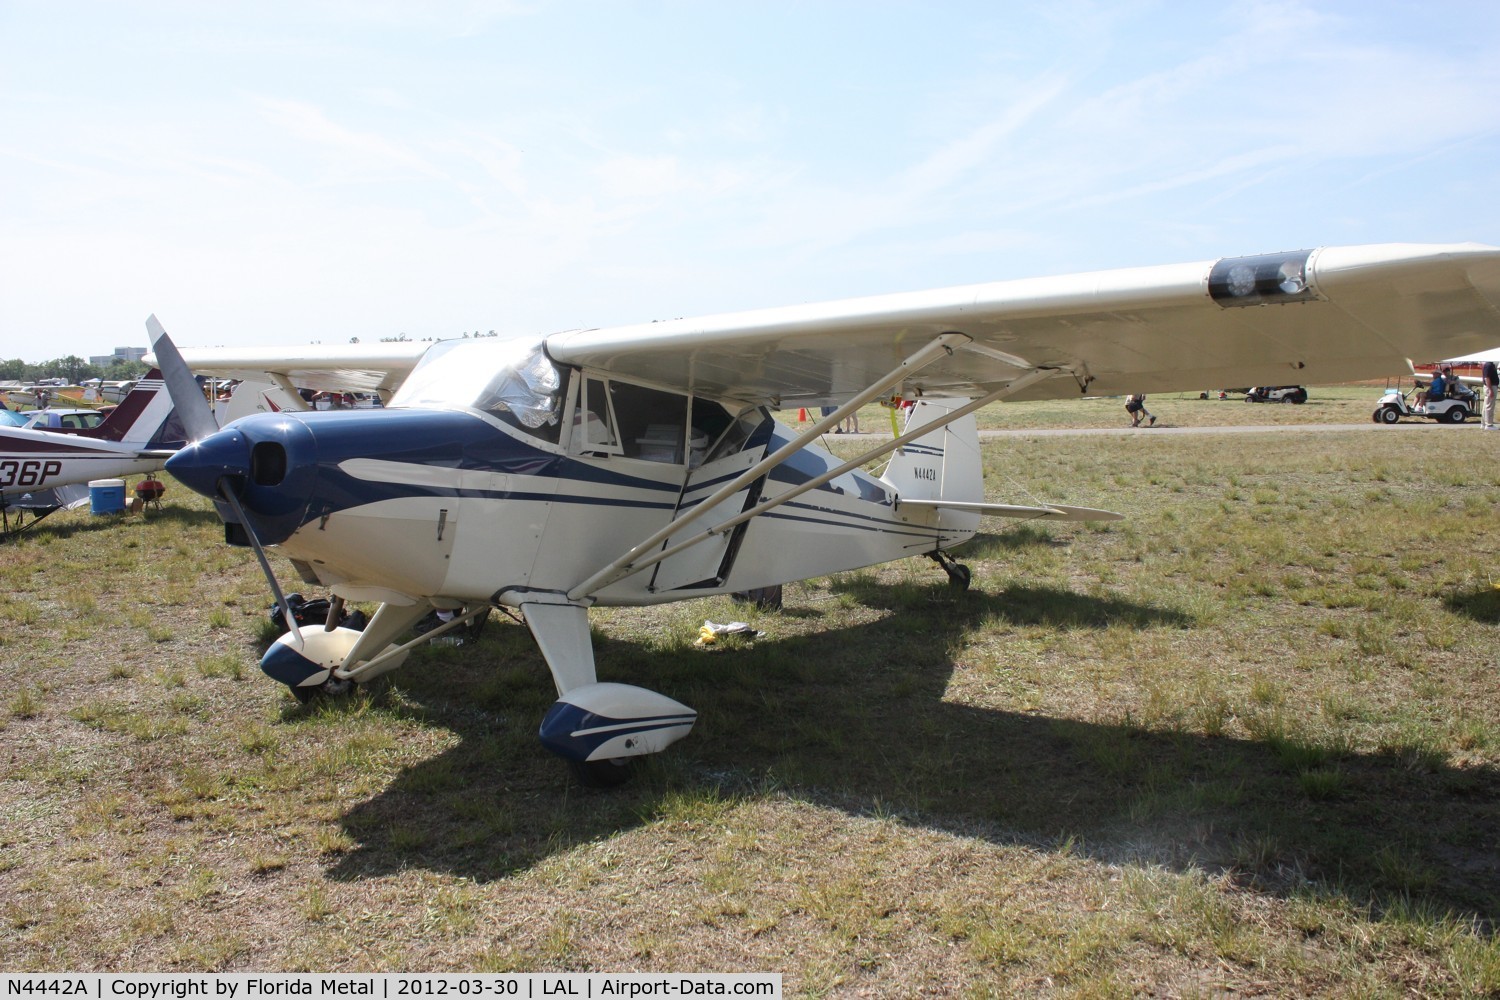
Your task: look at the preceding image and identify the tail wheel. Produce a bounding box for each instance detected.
[929,550,972,591]
[948,563,972,591]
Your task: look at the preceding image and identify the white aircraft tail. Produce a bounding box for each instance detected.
[880,398,984,542]
[881,398,1125,535]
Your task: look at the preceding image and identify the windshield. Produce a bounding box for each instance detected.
[391,337,563,433]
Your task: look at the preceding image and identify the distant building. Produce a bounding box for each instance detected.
[89,346,148,367]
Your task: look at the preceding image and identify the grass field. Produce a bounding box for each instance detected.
[3,391,1500,995]
[806,382,1414,434]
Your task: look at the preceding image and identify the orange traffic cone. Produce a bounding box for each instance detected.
[798,408,808,423]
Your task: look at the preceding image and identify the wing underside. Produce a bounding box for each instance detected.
[147,342,429,396]
[543,243,1500,407]
[146,244,1500,410]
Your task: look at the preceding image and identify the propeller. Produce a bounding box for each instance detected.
[146,315,305,649]
[145,316,217,444]
[217,482,305,649]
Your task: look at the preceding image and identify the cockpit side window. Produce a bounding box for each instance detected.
[574,376,621,454]
[564,372,760,466]
[701,406,765,464]
[606,381,688,463]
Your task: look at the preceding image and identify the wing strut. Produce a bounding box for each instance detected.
[565,332,971,601]
[567,362,1061,601]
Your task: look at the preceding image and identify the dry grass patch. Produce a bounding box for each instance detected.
[2,425,1500,994]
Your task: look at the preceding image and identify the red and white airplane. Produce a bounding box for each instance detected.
[0,373,183,527]
[151,242,1500,784]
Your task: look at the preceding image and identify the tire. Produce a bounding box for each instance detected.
[1378,406,1401,424]
[290,676,356,704]
[569,757,634,788]
[1446,407,1469,424]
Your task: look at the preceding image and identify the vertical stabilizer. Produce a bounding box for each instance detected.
[53,370,178,448]
[880,398,984,542]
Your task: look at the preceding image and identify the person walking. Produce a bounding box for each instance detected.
[1125,393,1155,427]
[1483,359,1498,429]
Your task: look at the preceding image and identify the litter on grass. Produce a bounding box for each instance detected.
[695,620,761,646]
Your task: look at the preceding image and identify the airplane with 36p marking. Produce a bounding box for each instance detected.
[0,374,182,531]
[149,243,1500,785]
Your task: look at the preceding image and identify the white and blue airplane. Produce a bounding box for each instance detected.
[150,242,1500,784]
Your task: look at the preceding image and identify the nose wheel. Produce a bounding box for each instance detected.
[290,676,356,704]
[929,550,972,591]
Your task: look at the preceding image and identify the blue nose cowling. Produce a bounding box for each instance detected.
[169,407,493,547]
[165,428,250,499]
[166,415,323,545]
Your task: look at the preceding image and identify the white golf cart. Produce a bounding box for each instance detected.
[1245,385,1308,404]
[1373,378,1477,424]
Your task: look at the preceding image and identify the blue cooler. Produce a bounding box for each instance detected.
[89,478,126,514]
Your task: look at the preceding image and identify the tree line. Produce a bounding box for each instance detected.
[0,355,150,384]
[3,330,506,382]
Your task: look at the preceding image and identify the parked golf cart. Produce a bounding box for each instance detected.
[1245,385,1308,404]
[1373,379,1477,424]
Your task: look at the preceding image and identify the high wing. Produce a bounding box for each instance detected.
[145,341,428,397]
[543,243,1500,406]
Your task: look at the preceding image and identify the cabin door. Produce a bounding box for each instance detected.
[650,415,770,593]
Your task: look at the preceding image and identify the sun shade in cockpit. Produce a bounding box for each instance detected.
[390,338,563,429]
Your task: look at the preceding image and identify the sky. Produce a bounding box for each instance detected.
[3,0,1500,361]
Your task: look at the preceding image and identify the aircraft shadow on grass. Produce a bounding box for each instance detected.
[324,566,1500,924]
[1443,584,1500,625]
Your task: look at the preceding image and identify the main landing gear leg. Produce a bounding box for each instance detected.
[525,601,698,789]
[524,602,631,788]
[929,549,972,592]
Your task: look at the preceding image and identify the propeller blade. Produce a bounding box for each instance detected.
[217,477,304,650]
[145,315,219,443]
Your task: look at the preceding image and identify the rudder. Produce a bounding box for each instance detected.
[880,398,983,543]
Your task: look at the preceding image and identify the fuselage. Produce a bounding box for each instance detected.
[0,426,162,497]
[166,337,966,608]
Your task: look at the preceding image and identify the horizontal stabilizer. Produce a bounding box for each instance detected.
[899,498,1123,522]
